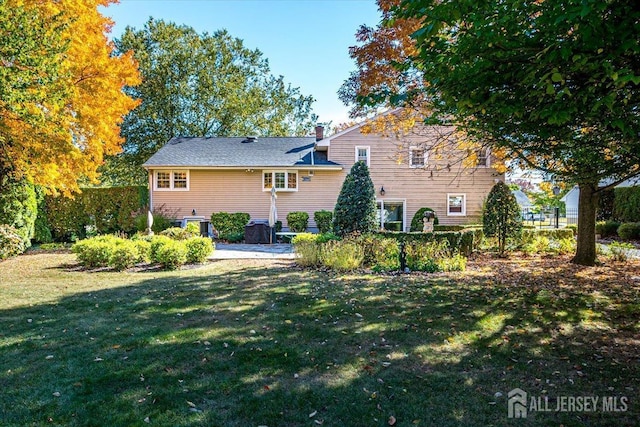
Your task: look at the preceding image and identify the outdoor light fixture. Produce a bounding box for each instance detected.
[553,186,561,196]
[192,209,196,216]
[380,186,386,196]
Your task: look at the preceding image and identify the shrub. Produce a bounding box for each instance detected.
[0,178,37,247]
[155,240,187,270]
[483,181,522,256]
[0,224,26,260]
[595,220,621,237]
[46,186,148,241]
[321,239,364,271]
[617,222,640,240]
[132,240,151,263]
[438,254,467,272]
[566,224,578,236]
[613,187,640,222]
[185,237,214,263]
[409,207,439,231]
[218,232,244,243]
[210,212,250,236]
[160,226,198,240]
[134,206,176,234]
[609,241,634,262]
[73,235,123,268]
[108,241,140,271]
[292,233,322,267]
[369,237,400,272]
[287,211,309,232]
[333,162,377,235]
[405,240,450,272]
[314,210,333,233]
[33,186,53,244]
[150,235,174,262]
[521,235,551,255]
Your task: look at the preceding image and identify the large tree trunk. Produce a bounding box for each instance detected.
[572,182,598,266]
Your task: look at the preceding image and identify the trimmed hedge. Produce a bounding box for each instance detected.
[314,210,333,233]
[287,211,309,232]
[185,237,214,263]
[614,187,640,222]
[409,207,439,231]
[376,229,484,257]
[210,212,250,237]
[617,222,640,240]
[46,186,148,241]
[596,220,621,237]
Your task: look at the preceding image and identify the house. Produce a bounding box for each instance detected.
[512,189,533,210]
[142,117,503,232]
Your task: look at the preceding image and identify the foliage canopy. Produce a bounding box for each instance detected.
[105,19,317,184]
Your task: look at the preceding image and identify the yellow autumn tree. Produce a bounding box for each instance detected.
[0,0,140,196]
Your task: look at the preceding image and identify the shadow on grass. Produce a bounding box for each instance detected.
[0,256,638,426]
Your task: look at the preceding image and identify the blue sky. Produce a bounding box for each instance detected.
[102,0,382,126]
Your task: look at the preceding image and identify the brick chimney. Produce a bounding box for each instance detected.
[315,125,324,141]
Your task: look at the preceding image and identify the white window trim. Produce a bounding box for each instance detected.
[476,148,490,168]
[376,199,407,231]
[355,146,371,167]
[447,193,466,216]
[153,170,190,191]
[262,170,298,192]
[409,146,427,168]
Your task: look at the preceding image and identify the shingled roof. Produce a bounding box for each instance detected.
[142,137,341,168]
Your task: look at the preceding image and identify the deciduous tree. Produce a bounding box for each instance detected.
[0,0,140,195]
[104,19,317,185]
[350,0,640,265]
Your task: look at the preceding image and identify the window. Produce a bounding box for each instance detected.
[154,170,189,191]
[263,170,298,191]
[355,146,370,166]
[476,148,490,167]
[447,194,466,216]
[409,147,427,168]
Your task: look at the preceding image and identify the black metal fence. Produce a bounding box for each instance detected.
[521,207,578,228]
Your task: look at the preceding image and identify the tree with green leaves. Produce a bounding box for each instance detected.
[353,0,640,265]
[483,181,523,256]
[103,19,317,185]
[333,161,377,235]
[0,177,37,248]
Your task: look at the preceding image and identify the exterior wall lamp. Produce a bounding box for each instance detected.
[380,186,385,196]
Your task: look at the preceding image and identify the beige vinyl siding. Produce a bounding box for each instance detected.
[149,123,502,231]
[150,169,344,230]
[327,126,501,227]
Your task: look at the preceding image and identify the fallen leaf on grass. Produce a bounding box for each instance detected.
[388,415,397,425]
[309,410,317,418]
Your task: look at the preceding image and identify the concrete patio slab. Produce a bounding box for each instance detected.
[209,243,297,260]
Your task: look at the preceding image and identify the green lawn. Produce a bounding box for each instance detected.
[0,252,638,426]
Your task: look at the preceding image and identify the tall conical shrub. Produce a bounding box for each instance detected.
[333,161,377,235]
[483,181,522,256]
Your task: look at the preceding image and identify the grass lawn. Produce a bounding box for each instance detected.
[0,252,638,426]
